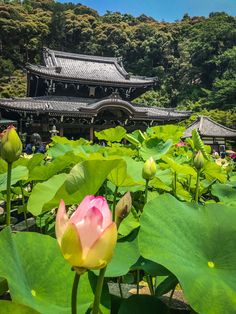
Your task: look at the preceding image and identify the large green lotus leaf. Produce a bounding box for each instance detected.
[25,154,45,170]
[211,182,236,206]
[147,125,185,144]
[122,156,145,184]
[94,126,126,143]
[176,182,192,201]
[104,145,135,157]
[203,161,227,183]
[118,295,168,314]
[48,143,100,159]
[107,159,128,187]
[27,173,67,215]
[0,301,39,314]
[0,228,94,314]
[155,274,178,297]
[124,133,141,147]
[65,158,120,196]
[48,143,75,158]
[28,152,82,181]
[0,166,29,192]
[0,159,7,173]
[36,159,120,210]
[118,212,140,237]
[104,230,140,277]
[51,136,89,146]
[155,168,173,186]
[139,194,236,314]
[140,138,173,161]
[0,277,8,296]
[162,155,196,176]
[130,256,170,276]
[125,130,146,147]
[107,159,142,187]
[149,177,171,192]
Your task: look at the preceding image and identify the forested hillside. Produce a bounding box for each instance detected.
[0,0,236,126]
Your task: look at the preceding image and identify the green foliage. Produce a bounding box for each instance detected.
[0,124,236,313]
[0,301,38,314]
[0,3,235,114]
[139,194,236,314]
[0,227,94,314]
[94,126,126,143]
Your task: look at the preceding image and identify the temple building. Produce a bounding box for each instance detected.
[0,48,190,141]
[183,116,236,151]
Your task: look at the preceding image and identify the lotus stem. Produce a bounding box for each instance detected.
[168,286,176,311]
[195,169,201,203]
[146,275,155,295]
[112,186,118,221]
[92,267,106,314]
[118,277,123,298]
[144,179,149,205]
[136,270,140,294]
[20,181,28,231]
[71,272,80,314]
[188,175,192,192]
[172,171,177,196]
[6,162,12,227]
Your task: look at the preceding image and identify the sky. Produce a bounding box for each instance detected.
[59,0,236,21]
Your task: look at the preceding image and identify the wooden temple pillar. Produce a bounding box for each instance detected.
[89,126,94,142]
[59,116,64,137]
[59,125,64,137]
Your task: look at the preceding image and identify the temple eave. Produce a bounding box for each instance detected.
[0,97,190,121]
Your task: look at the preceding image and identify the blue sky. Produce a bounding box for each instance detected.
[59,0,236,21]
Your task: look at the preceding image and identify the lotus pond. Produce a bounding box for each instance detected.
[0,124,235,314]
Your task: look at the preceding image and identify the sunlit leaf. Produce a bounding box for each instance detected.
[139,194,236,314]
[140,138,173,160]
[0,228,94,314]
[95,126,126,143]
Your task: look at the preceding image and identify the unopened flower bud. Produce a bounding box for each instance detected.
[0,125,22,163]
[56,195,117,269]
[142,157,157,180]
[32,146,36,153]
[194,151,204,170]
[46,144,50,151]
[115,192,132,224]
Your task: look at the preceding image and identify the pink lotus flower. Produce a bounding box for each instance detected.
[56,195,117,270]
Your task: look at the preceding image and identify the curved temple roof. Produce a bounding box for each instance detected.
[0,96,190,121]
[26,47,156,87]
[183,116,236,138]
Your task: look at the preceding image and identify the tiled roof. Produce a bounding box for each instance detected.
[0,96,190,120]
[26,48,155,87]
[183,116,236,138]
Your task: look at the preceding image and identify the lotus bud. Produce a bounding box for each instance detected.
[46,144,50,151]
[194,151,204,170]
[56,195,117,270]
[142,157,157,180]
[0,125,22,163]
[32,145,36,153]
[115,192,132,226]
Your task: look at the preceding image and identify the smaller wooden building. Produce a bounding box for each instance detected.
[183,116,236,151]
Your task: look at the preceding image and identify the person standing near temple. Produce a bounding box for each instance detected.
[25,133,45,154]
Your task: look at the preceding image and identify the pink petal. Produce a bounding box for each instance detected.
[70,195,95,223]
[83,222,117,269]
[56,200,69,245]
[76,206,103,259]
[91,196,112,230]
